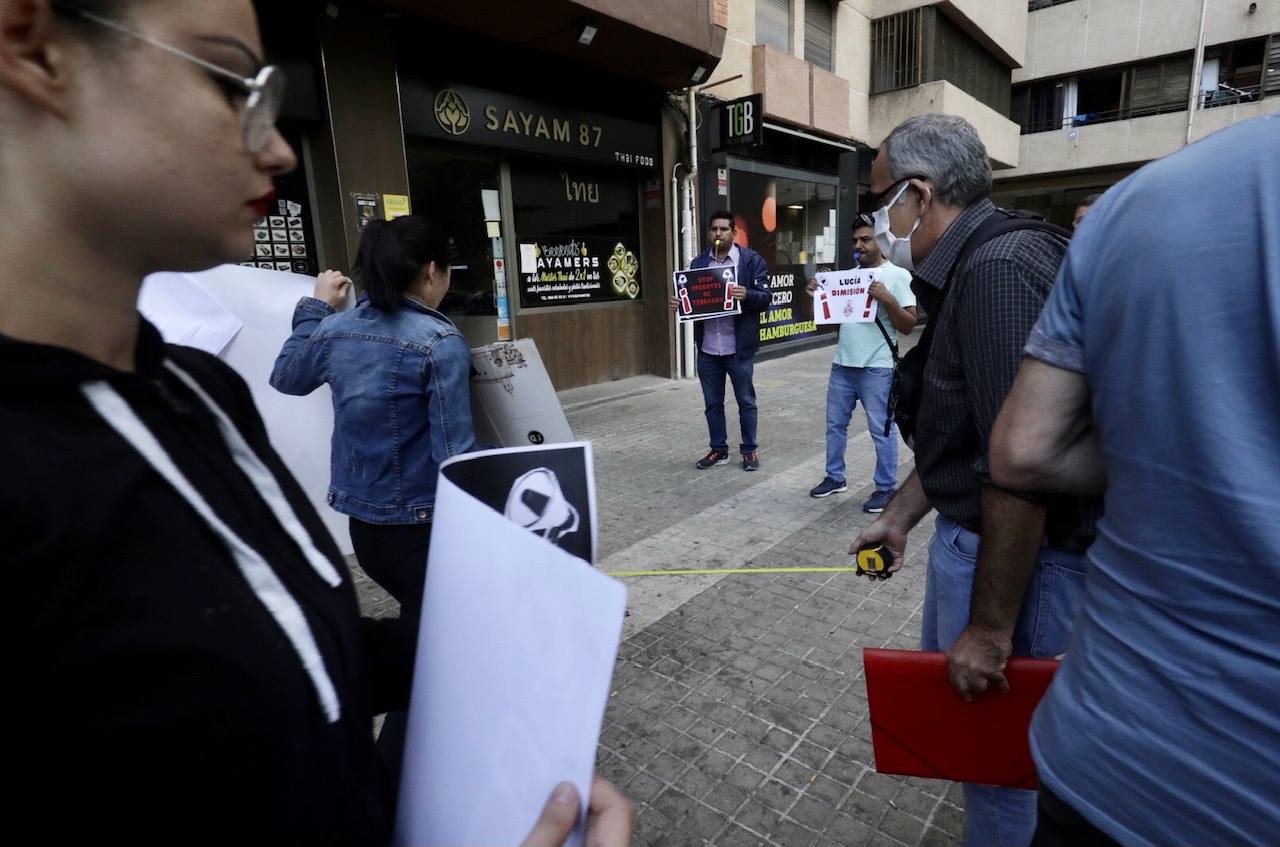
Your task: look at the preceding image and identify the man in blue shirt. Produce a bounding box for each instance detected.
[670,210,770,471]
[987,114,1280,845]
[806,214,916,511]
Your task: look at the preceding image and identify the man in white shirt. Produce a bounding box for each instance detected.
[807,214,916,511]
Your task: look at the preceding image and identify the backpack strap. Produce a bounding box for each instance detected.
[949,210,1071,287]
[873,310,899,366]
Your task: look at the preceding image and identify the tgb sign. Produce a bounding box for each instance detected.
[718,94,763,149]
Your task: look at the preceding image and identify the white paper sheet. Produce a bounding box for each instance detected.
[138,273,243,356]
[520,243,539,275]
[140,265,352,555]
[813,268,881,325]
[394,446,626,847]
[482,189,502,222]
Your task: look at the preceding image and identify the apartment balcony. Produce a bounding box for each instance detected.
[869,79,1022,167]
[1004,90,1280,177]
[1018,0,1279,84]
[748,43,853,137]
[1189,91,1280,142]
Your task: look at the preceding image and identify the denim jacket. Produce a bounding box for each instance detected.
[270,294,475,524]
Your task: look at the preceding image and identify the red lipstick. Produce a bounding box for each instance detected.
[248,189,277,218]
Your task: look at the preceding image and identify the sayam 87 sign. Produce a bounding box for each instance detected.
[673,267,740,323]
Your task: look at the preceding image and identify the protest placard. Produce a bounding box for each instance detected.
[673,266,740,323]
[812,268,880,325]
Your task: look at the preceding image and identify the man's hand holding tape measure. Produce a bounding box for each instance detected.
[847,472,934,580]
[848,517,909,580]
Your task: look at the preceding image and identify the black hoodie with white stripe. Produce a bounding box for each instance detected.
[2,320,414,845]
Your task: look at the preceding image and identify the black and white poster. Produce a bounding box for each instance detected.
[398,439,623,847]
[440,442,597,565]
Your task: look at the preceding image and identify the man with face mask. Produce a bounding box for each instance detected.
[805,214,916,509]
[848,115,1099,847]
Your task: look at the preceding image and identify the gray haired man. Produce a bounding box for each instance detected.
[849,115,1099,847]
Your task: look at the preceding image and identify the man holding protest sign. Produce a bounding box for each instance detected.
[806,214,916,509]
[669,210,770,471]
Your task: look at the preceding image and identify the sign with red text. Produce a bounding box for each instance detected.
[673,267,740,323]
[812,268,880,325]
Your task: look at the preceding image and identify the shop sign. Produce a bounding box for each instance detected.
[717,94,763,149]
[758,269,823,345]
[518,238,643,307]
[402,80,658,170]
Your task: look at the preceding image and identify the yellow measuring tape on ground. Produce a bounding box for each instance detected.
[609,566,863,578]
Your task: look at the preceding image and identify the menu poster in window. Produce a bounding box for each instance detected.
[243,196,316,277]
[672,266,740,324]
[518,237,642,307]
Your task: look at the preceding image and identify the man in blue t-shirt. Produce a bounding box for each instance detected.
[806,214,916,511]
[987,114,1280,845]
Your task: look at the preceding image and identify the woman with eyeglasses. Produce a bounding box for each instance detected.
[0,2,630,844]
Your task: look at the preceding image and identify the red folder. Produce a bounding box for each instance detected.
[863,648,1059,789]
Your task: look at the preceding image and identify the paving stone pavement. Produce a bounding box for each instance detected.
[354,337,966,846]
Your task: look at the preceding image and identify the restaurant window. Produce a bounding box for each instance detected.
[510,162,642,309]
[730,168,838,348]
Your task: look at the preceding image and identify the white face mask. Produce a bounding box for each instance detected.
[873,181,921,271]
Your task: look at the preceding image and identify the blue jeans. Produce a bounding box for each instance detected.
[825,365,897,490]
[922,515,1088,847]
[697,349,757,453]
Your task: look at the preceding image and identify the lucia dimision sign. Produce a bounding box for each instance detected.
[401,80,659,169]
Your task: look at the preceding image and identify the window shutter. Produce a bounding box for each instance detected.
[1127,63,1163,115]
[756,0,791,53]
[805,0,834,72]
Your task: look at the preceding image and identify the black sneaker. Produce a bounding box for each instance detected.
[809,477,848,498]
[696,449,730,469]
[742,451,760,471]
[862,488,896,513]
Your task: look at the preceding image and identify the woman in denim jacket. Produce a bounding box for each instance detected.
[271,215,475,620]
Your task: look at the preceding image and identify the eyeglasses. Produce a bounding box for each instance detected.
[54,3,285,153]
[865,174,929,211]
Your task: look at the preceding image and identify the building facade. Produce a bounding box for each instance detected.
[254,0,726,390]
[251,1,1265,389]
[994,0,1280,224]
[696,0,1029,353]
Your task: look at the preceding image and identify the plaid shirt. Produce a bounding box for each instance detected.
[912,199,1100,548]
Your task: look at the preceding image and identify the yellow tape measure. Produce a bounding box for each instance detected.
[855,544,895,579]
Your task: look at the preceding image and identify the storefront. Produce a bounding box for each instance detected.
[396,69,665,389]
[248,3,731,389]
[725,162,839,347]
[700,102,868,354]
